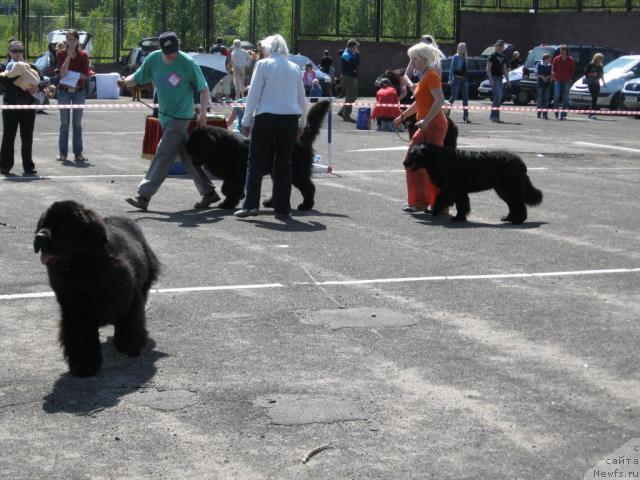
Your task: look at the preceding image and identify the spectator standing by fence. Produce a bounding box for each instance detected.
[584,53,605,119]
[56,29,90,162]
[448,42,471,123]
[536,53,552,119]
[319,50,333,76]
[230,39,251,99]
[486,39,509,123]
[552,45,575,120]
[337,38,360,122]
[0,41,40,176]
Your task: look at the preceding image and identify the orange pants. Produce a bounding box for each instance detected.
[404,111,448,209]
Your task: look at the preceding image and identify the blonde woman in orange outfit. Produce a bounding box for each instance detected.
[394,42,449,213]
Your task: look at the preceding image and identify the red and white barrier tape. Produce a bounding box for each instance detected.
[1,100,638,116]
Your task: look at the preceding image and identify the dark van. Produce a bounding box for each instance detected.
[519,44,628,105]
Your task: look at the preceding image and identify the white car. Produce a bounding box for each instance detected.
[621,78,640,112]
[569,55,640,110]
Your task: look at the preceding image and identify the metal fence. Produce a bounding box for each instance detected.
[461,0,639,10]
[2,0,457,62]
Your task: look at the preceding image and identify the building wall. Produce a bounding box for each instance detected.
[458,10,640,56]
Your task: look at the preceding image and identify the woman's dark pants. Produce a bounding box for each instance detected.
[243,113,300,215]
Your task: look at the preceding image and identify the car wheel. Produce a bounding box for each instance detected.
[513,90,530,105]
[609,92,622,111]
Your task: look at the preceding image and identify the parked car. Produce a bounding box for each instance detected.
[440,56,488,99]
[519,44,628,106]
[621,77,640,114]
[118,37,159,97]
[477,66,524,104]
[569,55,640,110]
[119,37,159,76]
[288,54,332,96]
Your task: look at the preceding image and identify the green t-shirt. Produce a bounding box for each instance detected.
[134,50,207,128]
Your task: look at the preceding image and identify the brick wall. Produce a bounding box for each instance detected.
[458,11,640,56]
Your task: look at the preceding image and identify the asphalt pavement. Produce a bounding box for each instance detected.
[1,97,639,479]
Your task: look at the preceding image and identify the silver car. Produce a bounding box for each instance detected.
[621,78,640,112]
[569,55,640,110]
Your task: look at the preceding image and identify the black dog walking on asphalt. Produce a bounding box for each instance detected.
[405,144,543,224]
[184,100,330,211]
[34,201,160,377]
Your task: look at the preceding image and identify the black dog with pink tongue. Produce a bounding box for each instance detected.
[34,200,160,377]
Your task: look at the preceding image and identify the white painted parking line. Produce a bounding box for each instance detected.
[573,141,640,154]
[346,145,488,152]
[2,267,638,301]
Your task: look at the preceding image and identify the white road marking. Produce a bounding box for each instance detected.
[346,145,488,152]
[573,141,640,154]
[2,267,638,301]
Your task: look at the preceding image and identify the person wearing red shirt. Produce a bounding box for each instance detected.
[372,79,402,131]
[56,29,91,161]
[551,45,575,120]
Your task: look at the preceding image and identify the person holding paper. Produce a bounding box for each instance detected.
[56,29,90,162]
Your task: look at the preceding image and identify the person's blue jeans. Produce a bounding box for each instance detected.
[537,84,551,114]
[243,113,300,215]
[553,81,571,118]
[58,89,85,157]
[449,77,469,119]
[490,76,503,120]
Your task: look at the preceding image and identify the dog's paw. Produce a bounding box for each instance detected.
[501,215,512,222]
[297,202,314,211]
[262,198,274,208]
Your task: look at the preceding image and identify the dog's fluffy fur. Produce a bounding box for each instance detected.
[34,201,160,377]
[405,144,543,224]
[185,100,330,210]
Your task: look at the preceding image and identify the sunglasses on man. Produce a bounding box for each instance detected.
[10,49,24,53]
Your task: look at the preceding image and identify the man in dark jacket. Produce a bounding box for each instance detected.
[337,38,360,122]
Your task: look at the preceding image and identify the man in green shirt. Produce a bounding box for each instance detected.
[118,31,219,211]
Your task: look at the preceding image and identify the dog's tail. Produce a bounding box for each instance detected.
[524,176,543,206]
[299,100,330,147]
[444,117,458,148]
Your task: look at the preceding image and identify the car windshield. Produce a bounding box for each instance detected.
[524,47,556,68]
[603,56,639,74]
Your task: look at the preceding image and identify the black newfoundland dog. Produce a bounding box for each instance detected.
[185,100,330,210]
[34,201,160,377]
[405,144,543,224]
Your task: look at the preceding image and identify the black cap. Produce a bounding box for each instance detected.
[495,39,505,46]
[159,31,179,54]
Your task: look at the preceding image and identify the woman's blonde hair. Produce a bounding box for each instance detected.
[592,53,604,66]
[457,42,467,61]
[408,42,445,71]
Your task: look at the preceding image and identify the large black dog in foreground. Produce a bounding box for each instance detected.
[185,100,331,210]
[405,144,543,224]
[34,201,160,377]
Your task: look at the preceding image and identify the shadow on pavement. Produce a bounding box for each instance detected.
[415,213,547,229]
[248,217,327,232]
[42,338,167,414]
[134,208,232,227]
